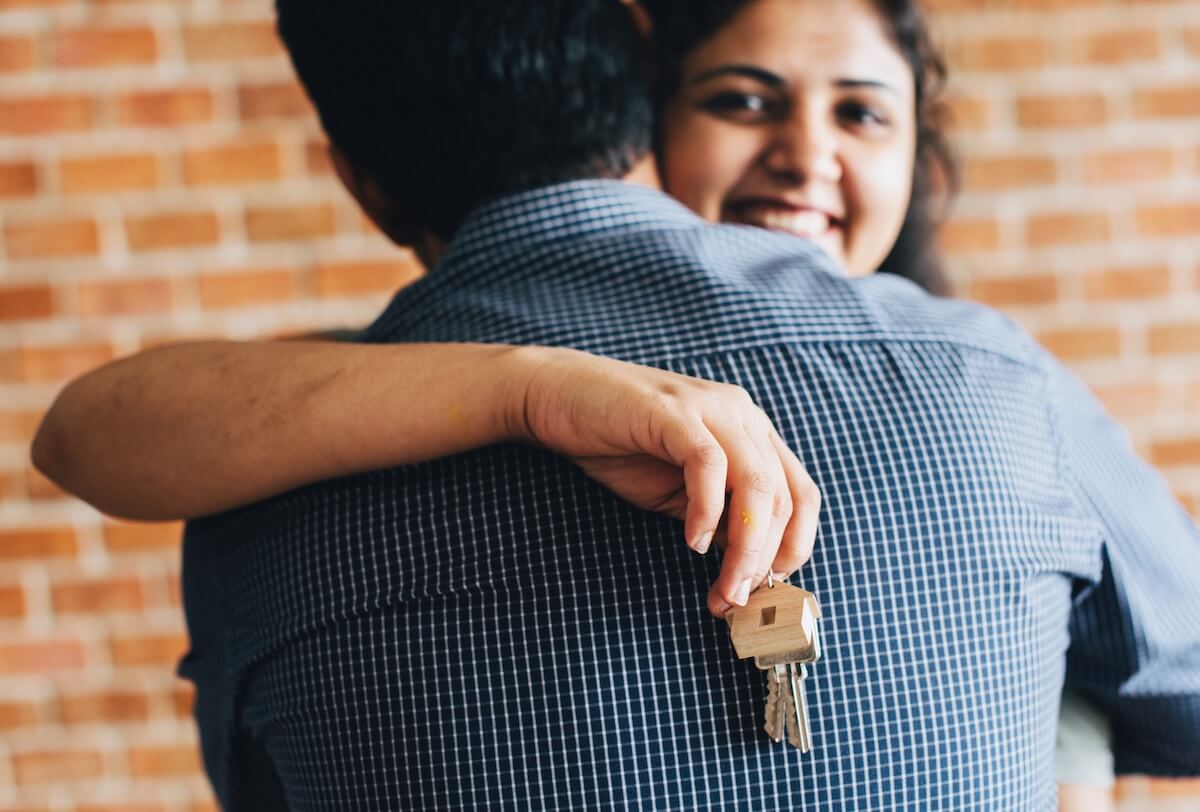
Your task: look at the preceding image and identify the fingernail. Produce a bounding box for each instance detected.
[732,578,752,606]
[693,532,712,554]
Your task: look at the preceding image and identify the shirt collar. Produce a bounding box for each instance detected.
[432,179,704,276]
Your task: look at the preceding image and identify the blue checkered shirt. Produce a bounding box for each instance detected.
[179,180,1200,810]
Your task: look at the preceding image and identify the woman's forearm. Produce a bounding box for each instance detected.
[32,341,536,521]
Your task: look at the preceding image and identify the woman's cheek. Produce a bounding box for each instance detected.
[845,152,914,275]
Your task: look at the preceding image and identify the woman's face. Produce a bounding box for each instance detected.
[660,0,917,278]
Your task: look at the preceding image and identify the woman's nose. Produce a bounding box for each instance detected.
[763,114,842,185]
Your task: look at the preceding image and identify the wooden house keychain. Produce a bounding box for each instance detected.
[725,574,822,751]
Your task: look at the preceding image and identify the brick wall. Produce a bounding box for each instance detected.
[0,0,1196,808]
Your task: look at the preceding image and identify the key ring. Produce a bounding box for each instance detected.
[767,571,775,589]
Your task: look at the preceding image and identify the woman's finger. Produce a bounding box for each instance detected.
[660,417,728,554]
[745,420,793,581]
[767,428,820,577]
[705,420,782,612]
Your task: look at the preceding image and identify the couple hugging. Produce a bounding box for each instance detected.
[34,0,1200,808]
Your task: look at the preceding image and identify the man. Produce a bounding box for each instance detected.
[178,0,1200,808]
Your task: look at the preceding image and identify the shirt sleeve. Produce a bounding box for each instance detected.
[1051,362,1200,776]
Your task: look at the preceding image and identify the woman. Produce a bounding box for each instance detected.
[33,0,1112,803]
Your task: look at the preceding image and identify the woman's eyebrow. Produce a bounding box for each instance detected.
[689,64,785,87]
[834,78,902,97]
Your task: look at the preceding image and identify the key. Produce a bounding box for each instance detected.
[726,579,822,752]
[783,662,811,752]
[763,664,785,742]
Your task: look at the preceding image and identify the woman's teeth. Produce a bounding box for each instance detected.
[746,209,832,238]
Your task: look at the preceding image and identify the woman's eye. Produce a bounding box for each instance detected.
[698,91,778,121]
[837,100,890,129]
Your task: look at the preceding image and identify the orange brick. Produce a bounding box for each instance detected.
[184,142,282,185]
[0,94,93,135]
[315,257,426,297]
[116,88,213,127]
[0,527,77,561]
[26,465,66,500]
[1186,27,1200,58]
[969,273,1058,306]
[945,94,991,131]
[129,744,201,777]
[1148,322,1200,355]
[61,153,159,194]
[52,576,146,614]
[0,470,22,501]
[167,572,181,607]
[246,203,336,242]
[937,218,1001,253]
[1017,93,1108,128]
[110,632,189,667]
[19,343,113,383]
[1136,203,1200,237]
[199,268,295,309]
[1083,147,1174,184]
[0,284,54,321]
[0,584,25,619]
[172,682,194,719]
[951,36,1049,71]
[0,409,41,443]
[1151,437,1200,466]
[964,155,1057,191]
[0,160,37,197]
[182,21,283,61]
[1092,381,1163,420]
[1038,326,1121,360]
[4,217,99,259]
[103,521,182,554]
[12,748,102,784]
[125,211,219,251]
[1084,264,1170,300]
[53,26,157,68]
[59,689,150,724]
[1133,84,1200,119]
[1026,212,1109,247]
[0,34,36,73]
[0,639,87,674]
[78,278,174,316]
[1069,30,1160,64]
[0,698,44,729]
[238,81,312,120]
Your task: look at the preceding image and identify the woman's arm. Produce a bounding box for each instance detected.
[32,341,532,520]
[33,340,819,615]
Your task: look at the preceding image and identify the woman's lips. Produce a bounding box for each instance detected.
[720,201,844,241]
[724,202,845,257]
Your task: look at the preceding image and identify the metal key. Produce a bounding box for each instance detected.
[782,661,811,752]
[726,579,822,752]
[763,664,786,742]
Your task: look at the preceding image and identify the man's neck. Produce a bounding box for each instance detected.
[622,154,662,191]
[415,156,664,267]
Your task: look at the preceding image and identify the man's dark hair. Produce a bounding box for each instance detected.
[277,0,653,240]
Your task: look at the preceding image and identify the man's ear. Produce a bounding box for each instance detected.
[328,146,420,247]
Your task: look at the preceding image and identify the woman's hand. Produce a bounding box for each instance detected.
[507,346,821,617]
